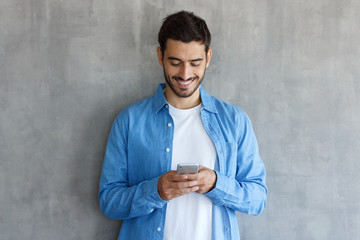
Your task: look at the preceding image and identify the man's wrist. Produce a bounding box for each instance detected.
[206,170,217,193]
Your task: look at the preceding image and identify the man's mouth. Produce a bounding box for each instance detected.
[173,77,197,88]
[177,79,193,85]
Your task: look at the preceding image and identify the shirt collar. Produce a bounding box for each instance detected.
[152,83,168,113]
[200,85,217,113]
[152,83,218,114]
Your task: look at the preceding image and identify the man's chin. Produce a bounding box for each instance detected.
[164,75,203,99]
[173,83,201,98]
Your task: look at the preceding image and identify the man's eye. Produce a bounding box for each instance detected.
[170,62,180,66]
[191,63,200,67]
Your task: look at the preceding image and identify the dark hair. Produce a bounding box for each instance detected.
[158,11,211,54]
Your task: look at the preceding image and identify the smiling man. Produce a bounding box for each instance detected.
[99,11,267,240]
[158,39,210,105]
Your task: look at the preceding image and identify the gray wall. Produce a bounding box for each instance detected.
[1,0,359,239]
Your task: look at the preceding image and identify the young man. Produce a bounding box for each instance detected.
[99,11,267,240]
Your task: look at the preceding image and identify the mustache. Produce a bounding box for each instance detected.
[172,76,198,81]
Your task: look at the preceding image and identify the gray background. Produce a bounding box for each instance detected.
[1,0,359,239]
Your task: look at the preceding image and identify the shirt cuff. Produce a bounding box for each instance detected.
[144,175,169,208]
[204,170,229,205]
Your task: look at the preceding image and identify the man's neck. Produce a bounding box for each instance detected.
[164,88,201,109]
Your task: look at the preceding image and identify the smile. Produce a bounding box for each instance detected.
[172,77,198,88]
[177,79,193,85]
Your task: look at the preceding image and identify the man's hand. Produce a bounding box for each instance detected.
[157,166,217,200]
[157,171,199,201]
[195,165,217,194]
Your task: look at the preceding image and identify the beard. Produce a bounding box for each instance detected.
[162,67,206,98]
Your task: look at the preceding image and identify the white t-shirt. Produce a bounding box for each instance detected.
[164,103,217,240]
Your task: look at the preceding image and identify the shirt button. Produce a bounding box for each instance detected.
[157,227,161,232]
[166,148,170,152]
[149,209,154,213]
[168,123,172,127]
[165,105,168,108]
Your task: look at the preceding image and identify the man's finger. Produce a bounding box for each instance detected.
[168,180,198,189]
[171,174,189,182]
[176,186,199,195]
[184,174,199,181]
[198,165,206,170]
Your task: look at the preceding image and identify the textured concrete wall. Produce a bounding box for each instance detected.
[1,1,359,239]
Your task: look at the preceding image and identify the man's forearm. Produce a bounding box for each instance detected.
[204,171,267,216]
[99,176,167,220]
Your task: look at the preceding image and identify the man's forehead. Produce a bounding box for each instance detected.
[164,39,206,59]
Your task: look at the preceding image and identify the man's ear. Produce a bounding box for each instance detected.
[205,48,212,68]
[156,47,163,66]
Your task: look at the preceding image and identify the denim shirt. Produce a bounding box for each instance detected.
[99,83,267,240]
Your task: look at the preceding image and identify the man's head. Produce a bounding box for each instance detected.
[157,11,212,106]
[158,11,211,55]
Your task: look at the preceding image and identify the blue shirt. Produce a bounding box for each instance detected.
[99,83,267,240]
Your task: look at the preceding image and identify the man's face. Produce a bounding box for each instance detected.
[157,39,212,99]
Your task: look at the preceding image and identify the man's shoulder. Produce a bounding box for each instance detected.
[114,96,154,123]
[127,96,154,112]
[210,95,247,119]
[209,95,255,142]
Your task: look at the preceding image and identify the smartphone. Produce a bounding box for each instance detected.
[177,163,199,175]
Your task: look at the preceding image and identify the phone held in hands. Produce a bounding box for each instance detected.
[176,163,199,175]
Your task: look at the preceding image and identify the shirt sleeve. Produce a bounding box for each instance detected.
[98,112,167,220]
[204,110,267,216]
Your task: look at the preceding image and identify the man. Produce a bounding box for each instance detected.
[99,11,267,240]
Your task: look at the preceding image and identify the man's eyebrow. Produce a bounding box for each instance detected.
[168,57,182,61]
[190,58,203,62]
[167,57,203,62]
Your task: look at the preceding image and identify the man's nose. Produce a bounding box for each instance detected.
[179,64,192,80]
